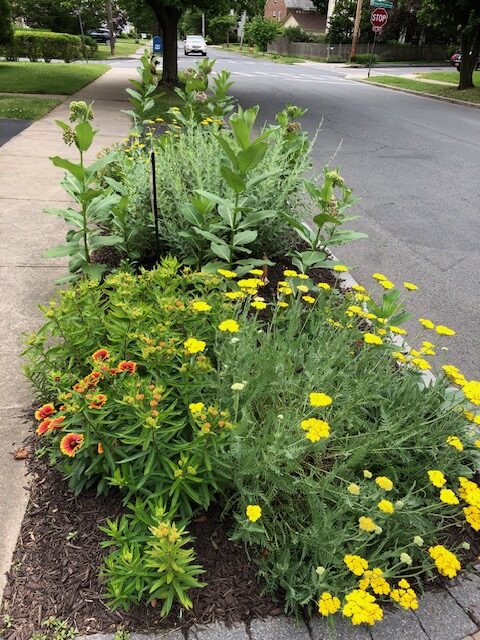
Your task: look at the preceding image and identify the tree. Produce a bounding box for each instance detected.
[243,15,281,52]
[418,0,480,89]
[325,0,355,43]
[0,0,14,46]
[11,0,112,34]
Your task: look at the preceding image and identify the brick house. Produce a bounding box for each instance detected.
[264,0,327,34]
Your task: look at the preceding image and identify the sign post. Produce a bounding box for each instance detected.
[368,7,388,77]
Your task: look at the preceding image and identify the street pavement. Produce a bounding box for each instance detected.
[172,47,480,378]
[0,118,31,147]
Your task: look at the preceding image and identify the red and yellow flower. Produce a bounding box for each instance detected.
[88,394,107,409]
[118,360,137,374]
[35,403,55,421]
[36,419,52,436]
[60,433,84,457]
[92,348,110,362]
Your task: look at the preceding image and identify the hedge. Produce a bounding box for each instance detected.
[1,30,97,63]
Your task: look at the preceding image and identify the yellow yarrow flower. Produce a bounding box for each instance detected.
[251,300,267,310]
[379,280,394,290]
[317,282,331,290]
[463,505,480,531]
[458,477,480,508]
[363,469,373,479]
[390,583,418,610]
[283,269,298,277]
[318,592,341,617]
[364,333,383,345]
[435,324,456,336]
[428,470,446,488]
[297,284,309,293]
[246,504,262,522]
[343,589,383,625]
[378,499,394,514]
[277,301,289,308]
[359,516,377,532]
[333,264,348,272]
[184,337,206,354]
[428,545,461,578]
[419,318,435,329]
[372,273,387,281]
[359,568,390,596]
[344,554,369,576]
[411,357,431,371]
[249,269,264,276]
[224,291,246,300]
[302,295,316,304]
[309,392,333,407]
[297,273,309,279]
[192,301,212,312]
[351,284,366,292]
[348,483,361,495]
[390,326,407,335]
[217,269,237,278]
[375,476,393,491]
[440,489,459,505]
[301,417,330,442]
[403,281,418,290]
[218,319,240,333]
[463,380,480,406]
[446,435,463,451]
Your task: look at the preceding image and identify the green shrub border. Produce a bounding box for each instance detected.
[0,30,97,63]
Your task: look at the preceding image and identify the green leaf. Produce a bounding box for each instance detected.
[89,235,123,249]
[220,165,245,194]
[237,141,269,173]
[75,121,95,152]
[43,243,76,258]
[82,263,107,280]
[237,210,276,229]
[210,242,231,261]
[50,156,85,182]
[233,229,257,246]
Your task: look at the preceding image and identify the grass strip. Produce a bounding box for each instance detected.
[0,94,61,119]
[0,62,109,95]
[417,70,480,84]
[366,75,480,104]
[92,40,142,59]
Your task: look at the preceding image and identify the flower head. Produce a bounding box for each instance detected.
[435,324,456,336]
[364,333,383,345]
[359,568,390,595]
[184,338,206,354]
[446,435,463,451]
[343,589,383,625]
[359,516,377,532]
[217,269,237,278]
[317,282,331,290]
[403,282,418,291]
[348,483,360,495]
[283,269,298,277]
[60,433,84,457]
[428,470,446,488]
[88,393,107,409]
[428,545,461,578]
[218,319,240,333]
[297,285,309,293]
[189,402,205,414]
[192,301,212,312]
[390,582,418,610]
[300,417,330,442]
[318,592,341,617]
[375,476,393,491]
[231,382,245,391]
[333,264,348,272]
[251,300,267,310]
[92,348,110,361]
[309,392,333,407]
[463,380,480,406]
[302,295,316,304]
[372,273,387,281]
[35,403,55,421]
[246,504,262,522]
[378,499,394,514]
[419,318,434,330]
[440,489,459,505]
[379,280,394,290]
[464,505,480,531]
[36,418,52,436]
[344,554,369,576]
[118,360,137,374]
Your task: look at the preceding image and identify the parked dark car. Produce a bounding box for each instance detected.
[450,51,480,70]
[88,28,113,44]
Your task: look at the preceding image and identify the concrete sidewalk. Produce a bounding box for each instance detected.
[0,66,132,598]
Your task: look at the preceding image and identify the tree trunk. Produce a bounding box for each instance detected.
[145,1,181,86]
[459,23,480,91]
[106,0,115,56]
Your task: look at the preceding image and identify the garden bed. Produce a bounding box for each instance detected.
[1,441,276,640]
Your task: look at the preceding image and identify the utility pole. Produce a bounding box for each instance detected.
[349,0,364,61]
[201,13,205,38]
[106,0,115,56]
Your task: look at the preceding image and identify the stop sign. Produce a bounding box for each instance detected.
[370,7,388,30]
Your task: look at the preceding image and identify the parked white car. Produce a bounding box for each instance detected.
[184,35,207,56]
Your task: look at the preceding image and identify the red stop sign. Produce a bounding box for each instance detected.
[370,8,388,30]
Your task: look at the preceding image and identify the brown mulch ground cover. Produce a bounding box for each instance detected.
[1,446,277,640]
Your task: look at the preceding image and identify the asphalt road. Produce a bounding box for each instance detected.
[175,48,480,378]
[0,119,31,147]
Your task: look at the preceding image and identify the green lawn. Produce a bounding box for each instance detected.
[93,40,142,59]
[0,62,109,95]
[417,70,480,84]
[367,75,480,104]
[0,94,61,119]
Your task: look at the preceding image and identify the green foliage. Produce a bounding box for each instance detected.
[0,30,89,62]
[244,16,282,52]
[0,0,14,47]
[352,53,379,65]
[30,617,75,640]
[24,259,234,511]
[100,497,205,614]
[286,167,367,272]
[207,14,237,44]
[0,61,108,95]
[283,25,314,43]
[325,0,356,43]
[0,94,60,120]
[45,102,123,282]
[124,50,161,132]
[213,287,480,614]
[10,0,108,34]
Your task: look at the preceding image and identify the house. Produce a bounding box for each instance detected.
[264,0,327,34]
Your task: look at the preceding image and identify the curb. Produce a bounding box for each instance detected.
[352,78,480,110]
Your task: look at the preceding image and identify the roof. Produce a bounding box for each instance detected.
[283,11,327,32]
[284,0,316,10]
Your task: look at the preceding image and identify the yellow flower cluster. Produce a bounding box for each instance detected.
[463,380,480,406]
[218,319,240,333]
[443,364,467,387]
[309,392,333,407]
[359,568,390,595]
[428,469,446,488]
[301,417,330,442]
[184,337,206,354]
[343,589,383,625]
[246,504,262,522]
[446,435,463,451]
[318,592,341,617]
[191,300,212,312]
[378,499,394,514]
[358,516,377,533]
[344,554,369,576]
[439,488,459,505]
[375,476,394,491]
[238,278,264,295]
[463,505,480,531]
[458,477,480,508]
[428,545,461,578]
[390,579,418,610]
[364,333,383,346]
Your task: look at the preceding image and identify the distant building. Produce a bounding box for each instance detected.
[264,0,327,34]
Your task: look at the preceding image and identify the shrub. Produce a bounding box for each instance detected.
[352,53,379,65]
[0,0,14,47]
[0,30,84,62]
[244,16,282,52]
[283,25,314,43]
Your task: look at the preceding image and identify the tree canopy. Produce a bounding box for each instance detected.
[0,0,14,46]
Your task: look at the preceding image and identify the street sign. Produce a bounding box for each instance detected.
[152,35,163,54]
[370,7,388,31]
[370,0,393,9]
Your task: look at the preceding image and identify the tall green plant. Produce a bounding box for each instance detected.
[124,50,161,132]
[45,101,122,282]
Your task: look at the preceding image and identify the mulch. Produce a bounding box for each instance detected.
[0,443,277,640]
